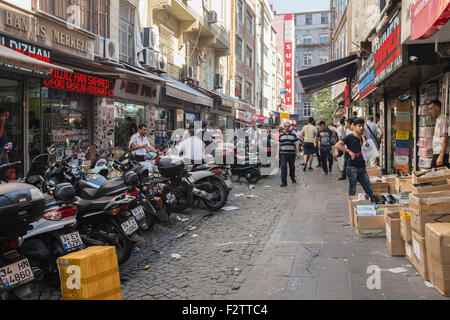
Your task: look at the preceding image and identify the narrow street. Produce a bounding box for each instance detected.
[27,161,450,300]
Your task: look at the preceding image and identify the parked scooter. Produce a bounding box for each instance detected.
[0,145,44,299]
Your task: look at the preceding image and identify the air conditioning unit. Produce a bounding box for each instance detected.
[94,37,105,58]
[207,11,218,24]
[142,48,157,70]
[156,54,168,73]
[142,26,160,52]
[202,0,209,11]
[181,64,195,80]
[214,74,223,89]
[104,38,120,62]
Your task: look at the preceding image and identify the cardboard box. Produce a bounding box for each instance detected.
[385,212,405,256]
[412,167,450,184]
[412,231,429,281]
[411,182,450,194]
[354,209,386,238]
[425,223,450,296]
[371,182,389,194]
[405,240,413,263]
[366,166,383,177]
[57,246,122,300]
[409,191,450,237]
[400,209,412,242]
[348,196,370,226]
[395,176,413,194]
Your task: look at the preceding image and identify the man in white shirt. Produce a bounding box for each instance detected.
[430,100,450,168]
[129,124,158,161]
[178,129,205,164]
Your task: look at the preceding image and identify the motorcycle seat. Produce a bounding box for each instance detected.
[77,177,129,200]
[191,164,210,172]
[74,196,115,213]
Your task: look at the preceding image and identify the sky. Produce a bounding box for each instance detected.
[270,0,330,14]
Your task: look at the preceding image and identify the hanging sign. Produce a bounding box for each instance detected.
[395,155,410,165]
[359,53,375,99]
[283,14,295,113]
[374,12,402,85]
[411,0,450,40]
[396,131,410,140]
[397,112,411,122]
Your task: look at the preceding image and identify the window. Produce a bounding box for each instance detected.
[304,102,313,117]
[245,81,253,104]
[246,45,253,69]
[235,36,243,61]
[320,34,328,43]
[119,1,135,64]
[303,52,312,66]
[305,14,312,25]
[320,56,329,64]
[36,0,110,37]
[321,13,328,25]
[264,45,269,58]
[263,71,270,85]
[236,0,243,24]
[246,11,254,34]
[303,36,312,44]
[235,76,242,98]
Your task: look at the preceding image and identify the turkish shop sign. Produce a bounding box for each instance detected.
[114,79,160,105]
[359,53,375,99]
[374,13,402,86]
[411,0,450,40]
[43,70,114,97]
[0,34,51,62]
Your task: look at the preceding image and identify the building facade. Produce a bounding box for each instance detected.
[294,10,331,127]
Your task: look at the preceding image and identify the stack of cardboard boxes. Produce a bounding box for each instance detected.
[347,166,450,296]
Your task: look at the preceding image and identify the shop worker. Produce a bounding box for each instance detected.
[430,100,450,168]
[129,124,158,162]
[335,118,376,204]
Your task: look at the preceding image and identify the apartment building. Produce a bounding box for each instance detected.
[294,10,331,127]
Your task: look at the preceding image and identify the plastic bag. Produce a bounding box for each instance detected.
[337,156,345,171]
[362,139,379,161]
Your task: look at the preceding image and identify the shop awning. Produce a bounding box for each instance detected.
[161,75,214,107]
[0,45,73,77]
[118,64,166,83]
[212,91,241,108]
[297,54,359,94]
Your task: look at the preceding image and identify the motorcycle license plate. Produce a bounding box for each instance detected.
[121,217,139,235]
[0,259,34,289]
[132,206,146,221]
[60,232,84,251]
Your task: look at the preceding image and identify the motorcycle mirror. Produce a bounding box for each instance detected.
[4,142,13,151]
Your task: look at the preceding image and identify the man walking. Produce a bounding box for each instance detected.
[365,115,382,167]
[335,118,376,203]
[300,117,317,172]
[315,121,335,175]
[337,118,353,180]
[429,100,450,168]
[279,121,300,187]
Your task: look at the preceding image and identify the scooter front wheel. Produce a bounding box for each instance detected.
[91,222,133,265]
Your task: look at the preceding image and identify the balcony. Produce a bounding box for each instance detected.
[155,0,230,53]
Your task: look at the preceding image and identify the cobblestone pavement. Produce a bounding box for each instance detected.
[26,164,301,300]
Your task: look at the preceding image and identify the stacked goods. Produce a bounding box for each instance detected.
[409,191,450,237]
[400,209,412,242]
[354,204,386,238]
[412,167,450,184]
[57,246,122,300]
[395,175,414,195]
[425,223,450,296]
[417,86,438,169]
[348,196,370,226]
[412,231,429,281]
[384,175,398,194]
[385,208,406,256]
[411,180,450,194]
[366,166,383,177]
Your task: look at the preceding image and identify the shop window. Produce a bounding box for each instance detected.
[153,107,173,149]
[113,102,147,148]
[235,76,242,99]
[28,79,42,164]
[36,0,110,37]
[0,78,23,178]
[119,1,135,64]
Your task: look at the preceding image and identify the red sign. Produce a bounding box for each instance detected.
[258,115,265,122]
[411,0,450,40]
[284,42,293,106]
[345,84,350,106]
[374,13,402,85]
[43,69,114,97]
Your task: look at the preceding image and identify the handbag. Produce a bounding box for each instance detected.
[365,124,380,150]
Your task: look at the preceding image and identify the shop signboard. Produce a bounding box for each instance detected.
[235,109,252,124]
[374,12,402,86]
[43,69,114,97]
[397,112,411,122]
[0,34,51,63]
[396,131,410,140]
[359,53,375,100]
[114,79,160,105]
[395,155,410,165]
[411,0,450,40]
[283,14,295,113]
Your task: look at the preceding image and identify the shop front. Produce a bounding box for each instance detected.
[112,79,161,149]
[212,91,239,130]
[235,101,256,128]
[160,75,214,136]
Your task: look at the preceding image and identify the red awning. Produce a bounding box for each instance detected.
[411,0,450,40]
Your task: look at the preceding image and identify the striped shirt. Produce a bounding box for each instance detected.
[279,130,299,155]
